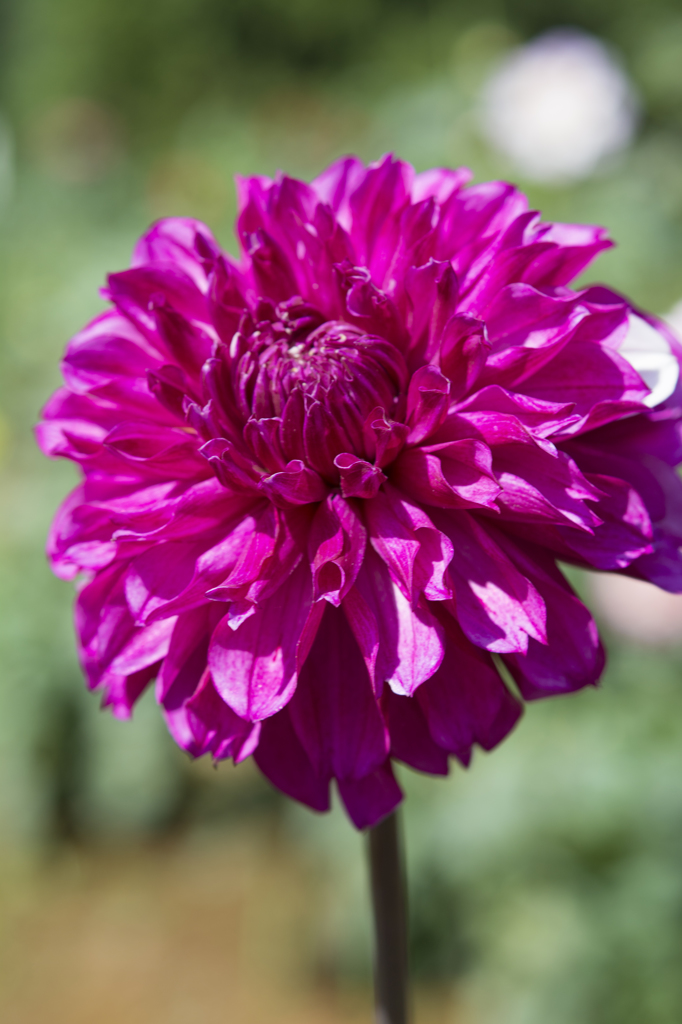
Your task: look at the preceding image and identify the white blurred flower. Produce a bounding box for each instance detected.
[618,313,679,408]
[589,573,682,646]
[480,29,638,183]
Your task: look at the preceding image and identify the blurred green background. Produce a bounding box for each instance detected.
[3,0,682,1021]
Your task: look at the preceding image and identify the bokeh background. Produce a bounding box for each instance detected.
[3,0,682,1021]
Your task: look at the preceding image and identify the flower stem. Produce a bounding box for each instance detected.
[368,810,410,1024]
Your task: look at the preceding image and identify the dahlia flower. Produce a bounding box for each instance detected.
[38,155,682,829]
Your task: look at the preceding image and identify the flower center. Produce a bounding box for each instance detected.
[231,298,407,476]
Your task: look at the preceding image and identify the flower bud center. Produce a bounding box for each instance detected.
[279,321,402,413]
[229,299,408,477]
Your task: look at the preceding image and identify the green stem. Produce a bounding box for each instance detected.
[368,810,410,1024]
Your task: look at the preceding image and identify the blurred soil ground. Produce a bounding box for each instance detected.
[0,831,458,1024]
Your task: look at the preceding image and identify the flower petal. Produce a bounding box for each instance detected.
[433,511,547,654]
[254,705,331,813]
[260,459,329,506]
[392,438,500,510]
[308,494,366,606]
[351,547,444,696]
[438,315,490,400]
[384,690,449,774]
[416,609,522,761]
[131,217,219,290]
[334,453,386,499]
[493,532,604,698]
[405,365,451,444]
[404,258,459,366]
[208,560,313,720]
[365,485,453,603]
[186,672,261,762]
[288,604,389,782]
[337,760,403,830]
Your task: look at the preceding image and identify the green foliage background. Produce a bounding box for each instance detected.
[2,0,682,1020]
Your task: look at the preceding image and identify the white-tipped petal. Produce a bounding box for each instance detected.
[618,314,679,408]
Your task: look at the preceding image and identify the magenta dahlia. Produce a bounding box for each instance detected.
[37,155,682,829]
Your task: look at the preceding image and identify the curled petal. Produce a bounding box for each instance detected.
[433,181,528,281]
[76,565,135,686]
[126,540,212,624]
[494,444,603,531]
[108,617,176,679]
[559,473,653,569]
[200,437,262,492]
[521,221,612,289]
[207,503,278,604]
[364,485,453,602]
[241,227,299,303]
[374,197,437,302]
[152,301,213,380]
[439,315,490,400]
[334,261,407,348]
[619,313,680,408]
[365,492,420,600]
[334,453,386,498]
[111,478,256,545]
[392,439,501,510]
[455,385,578,438]
[260,460,328,506]
[243,417,286,472]
[105,422,204,478]
[405,258,459,366]
[308,494,366,606]
[627,535,682,593]
[362,407,409,468]
[47,484,117,580]
[209,255,250,346]
[147,364,198,419]
[406,365,451,444]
